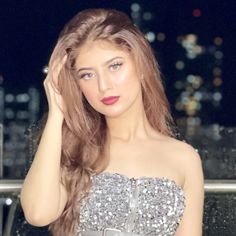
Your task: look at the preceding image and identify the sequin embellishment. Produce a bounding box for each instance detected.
[77,172,185,236]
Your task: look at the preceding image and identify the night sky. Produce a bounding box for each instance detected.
[0,0,235,125]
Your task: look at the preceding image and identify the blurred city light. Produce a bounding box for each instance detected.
[5,94,15,103]
[213,77,223,87]
[131,3,141,12]
[193,8,202,17]
[5,198,12,206]
[175,60,185,70]
[213,67,222,76]
[214,37,223,46]
[157,32,166,42]
[145,31,155,42]
[214,51,224,60]
[42,66,49,74]
[143,12,152,21]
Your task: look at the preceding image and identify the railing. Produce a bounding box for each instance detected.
[1,179,236,193]
[204,179,236,193]
[0,180,23,193]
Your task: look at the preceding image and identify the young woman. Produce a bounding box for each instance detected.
[20,8,204,236]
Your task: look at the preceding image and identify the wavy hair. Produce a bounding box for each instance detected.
[47,8,175,235]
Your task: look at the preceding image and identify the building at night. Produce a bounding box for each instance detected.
[0,74,40,178]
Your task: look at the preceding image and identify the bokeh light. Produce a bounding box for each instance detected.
[175,60,185,70]
[193,8,202,17]
[213,67,222,76]
[5,94,15,103]
[157,32,166,42]
[145,31,155,42]
[42,66,49,74]
[214,37,223,46]
[131,3,141,12]
[143,12,152,20]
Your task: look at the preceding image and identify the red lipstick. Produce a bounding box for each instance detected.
[101,96,120,105]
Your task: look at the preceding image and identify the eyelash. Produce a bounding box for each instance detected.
[79,72,94,80]
[110,61,123,70]
[78,61,123,80]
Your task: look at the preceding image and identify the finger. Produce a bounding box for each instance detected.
[49,55,68,86]
[51,54,67,75]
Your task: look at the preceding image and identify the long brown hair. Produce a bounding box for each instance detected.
[48,8,175,235]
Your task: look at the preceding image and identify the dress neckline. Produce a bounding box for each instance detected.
[95,171,185,192]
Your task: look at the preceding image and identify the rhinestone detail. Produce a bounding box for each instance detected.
[77,172,185,236]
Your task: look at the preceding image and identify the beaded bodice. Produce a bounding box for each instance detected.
[77,172,185,236]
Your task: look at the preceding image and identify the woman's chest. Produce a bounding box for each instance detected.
[77,173,185,236]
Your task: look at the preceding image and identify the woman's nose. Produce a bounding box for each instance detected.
[98,72,113,92]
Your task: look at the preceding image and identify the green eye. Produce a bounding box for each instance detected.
[110,62,123,71]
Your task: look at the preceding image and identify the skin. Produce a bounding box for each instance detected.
[21,39,204,236]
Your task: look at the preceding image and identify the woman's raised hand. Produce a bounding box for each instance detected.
[43,55,67,121]
[21,54,69,226]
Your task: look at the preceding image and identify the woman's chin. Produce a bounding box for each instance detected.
[100,108,126,119]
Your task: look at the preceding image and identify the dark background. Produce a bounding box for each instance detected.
[0,2,236,235]
[0,0,236,125]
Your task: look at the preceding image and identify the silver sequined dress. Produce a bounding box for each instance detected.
[77,172,185,236]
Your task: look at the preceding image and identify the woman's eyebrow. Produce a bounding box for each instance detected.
[102,56,124,66]
[76,67,93,73]
[77,56,124,73]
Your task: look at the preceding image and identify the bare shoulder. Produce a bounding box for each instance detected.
[155,137,205,235]
[157,134,203,185]
[160,135,202,165]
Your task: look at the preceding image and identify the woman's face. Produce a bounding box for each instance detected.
[75,40,143,118]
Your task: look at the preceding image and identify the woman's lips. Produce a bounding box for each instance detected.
[101,96,120,105]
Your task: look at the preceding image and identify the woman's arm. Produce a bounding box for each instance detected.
[175,145,204,236]
[20,56,68,226]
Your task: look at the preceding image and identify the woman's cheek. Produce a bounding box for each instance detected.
[116,72,140,91]
[79,84,96,104]
[114,70,131,86]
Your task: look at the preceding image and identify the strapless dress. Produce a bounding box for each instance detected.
[77,172,185,236]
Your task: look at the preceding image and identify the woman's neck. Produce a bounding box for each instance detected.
[106,104,155,142]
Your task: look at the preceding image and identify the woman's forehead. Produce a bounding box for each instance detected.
[79,40,128,55]
[75,40,132,67]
